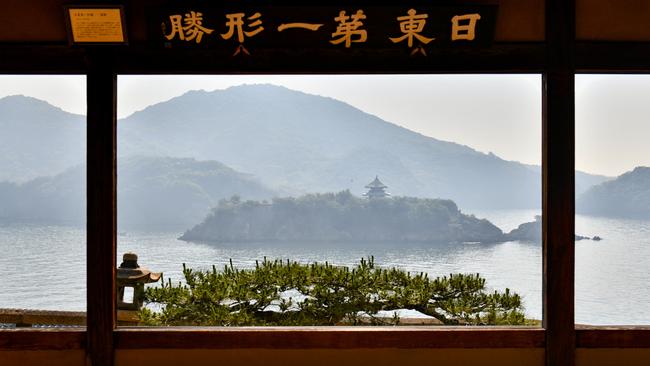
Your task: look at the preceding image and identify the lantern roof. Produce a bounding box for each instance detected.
[116,252,162,283]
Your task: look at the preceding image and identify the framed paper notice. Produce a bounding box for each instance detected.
[64,5,128,45]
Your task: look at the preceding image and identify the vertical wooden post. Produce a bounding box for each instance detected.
[544,0,575,365]
[87,49,117,366]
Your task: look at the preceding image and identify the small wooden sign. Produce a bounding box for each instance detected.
[64,5,128,44]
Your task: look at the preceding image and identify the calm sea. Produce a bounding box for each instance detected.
[1,209,649,325]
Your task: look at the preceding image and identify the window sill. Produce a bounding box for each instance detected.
[3,327,650,350]
[114,327,545,349]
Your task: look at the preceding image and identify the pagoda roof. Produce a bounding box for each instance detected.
[365,176,387,189]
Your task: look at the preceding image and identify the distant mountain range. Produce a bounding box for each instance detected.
[116,84,607,209]
[0,95,85,183]
[118,156,274,229]
[0,164,86,224]
[577,166,650,219]
[0,85,628,230]
[0,156,274,230]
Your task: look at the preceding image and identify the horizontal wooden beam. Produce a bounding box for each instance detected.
[576,42,650,72]
[5,42,650,74]
[576,327,650,348]
[0,309,86,327]
[0,309,146,327]
[6,42,650,74]
[114,327,545,349]
[113,43,546,74]
[0,43,544,74]
[3,327,650,350]
[0,329,86,350]
[0,45,87,73]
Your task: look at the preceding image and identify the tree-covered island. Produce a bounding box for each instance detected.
[180,190,506,244]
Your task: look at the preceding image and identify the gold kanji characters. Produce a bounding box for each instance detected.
[389,9,434,48]
[163,8,486,49]
[165,11,214,44]
[451,13,481,41]
[330,10,367,48]
[221,12,264,43]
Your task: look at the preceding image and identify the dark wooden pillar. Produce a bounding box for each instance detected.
[86,49,117,366]
[544,0,576,365]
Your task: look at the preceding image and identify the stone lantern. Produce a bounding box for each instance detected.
[116,252,161,311]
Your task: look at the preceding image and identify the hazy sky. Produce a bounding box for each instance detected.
[1,74,648,177]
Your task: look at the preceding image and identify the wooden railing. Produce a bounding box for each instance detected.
[0,308,86,327]
[0,309,140,327]
[0,308,446,328]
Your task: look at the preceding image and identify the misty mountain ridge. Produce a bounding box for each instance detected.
[577,166,650,219]
[0,95,85,182]
[0,156,275,230]
[118,84,608,209]
[2,86,608,211]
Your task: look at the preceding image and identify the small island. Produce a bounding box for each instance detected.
[180,177,601,245]
[180,188,505,244]
[505,215,597,242]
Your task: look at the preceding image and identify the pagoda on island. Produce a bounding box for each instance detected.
[363,176,390,199]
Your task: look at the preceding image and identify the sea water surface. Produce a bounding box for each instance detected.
[1,209,649,325]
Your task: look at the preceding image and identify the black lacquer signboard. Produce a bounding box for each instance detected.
[150,4,497,56]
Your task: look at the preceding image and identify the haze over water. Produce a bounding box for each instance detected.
[2,209,650,325]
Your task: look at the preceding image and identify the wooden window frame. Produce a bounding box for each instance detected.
[2,1,650,366]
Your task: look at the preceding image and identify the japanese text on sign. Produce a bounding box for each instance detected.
[68,8,125,43]
[162,7,488,56]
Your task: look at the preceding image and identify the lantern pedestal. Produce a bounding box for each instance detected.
[116,252,162,325]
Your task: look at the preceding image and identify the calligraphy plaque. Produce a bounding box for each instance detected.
[151,5,497,53]
[65,6,128,44]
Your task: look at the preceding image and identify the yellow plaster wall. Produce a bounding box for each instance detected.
[576,348,650,366]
